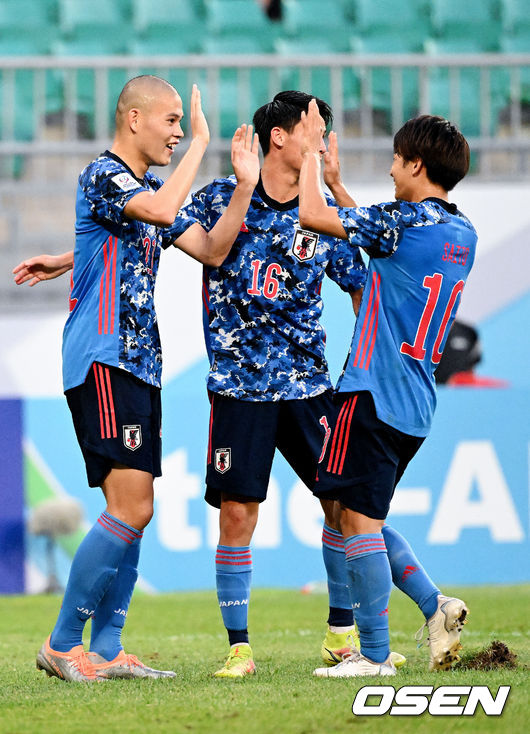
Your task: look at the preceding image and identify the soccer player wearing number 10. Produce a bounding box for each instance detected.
[299,107,477,677]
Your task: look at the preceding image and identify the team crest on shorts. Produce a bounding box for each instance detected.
[214,448,231,474]
[123,425,142,451]
[292,229,318,262]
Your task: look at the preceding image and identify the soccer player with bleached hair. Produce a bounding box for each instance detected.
[14,75,260,682]
[299,101,476,677]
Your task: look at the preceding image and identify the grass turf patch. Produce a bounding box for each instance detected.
[0,585,528,733]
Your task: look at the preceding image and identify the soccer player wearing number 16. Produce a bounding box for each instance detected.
[299,108,477,677]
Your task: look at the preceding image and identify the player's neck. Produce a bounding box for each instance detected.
[260,158,299,203]
[110,141,149,180]
[410,181,449,203]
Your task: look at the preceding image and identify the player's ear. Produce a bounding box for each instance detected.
[411,157,424,176]
[128,108,140,132]
[270,126,284,149]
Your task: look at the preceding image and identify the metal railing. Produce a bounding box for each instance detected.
[1,53,529,309]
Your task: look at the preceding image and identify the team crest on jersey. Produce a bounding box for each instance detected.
[111,172,141,192]
[292,229,318,262]
[123,425,142,451]
[214,448,231,473]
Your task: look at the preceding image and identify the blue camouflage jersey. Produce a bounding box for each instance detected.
[62,151,183,391]
[172,175,367,401]
[337,198,477,436]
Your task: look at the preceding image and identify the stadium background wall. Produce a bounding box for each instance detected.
[0,181,528,593]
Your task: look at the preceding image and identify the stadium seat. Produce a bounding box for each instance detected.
[500,35,530,104]
[132,0,203,39]
[500,0,530,34]
[52,33,130,138]
[282,0,348,36]
[431,0,500,50]
[59,0,129,36]
[275,36,351,108]
[353,0,432,48]
[206,0,279,37]
[201,34,275,55]
[0,26,60,56]
[349,36,422,124]
[128,29,202,56]
[423,68,506,137]
[0,0,56,30]
[424,37,509,135]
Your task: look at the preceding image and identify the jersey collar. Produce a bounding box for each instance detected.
[422,196,458,214]
[255,174,299,211]
[104,150,146,186]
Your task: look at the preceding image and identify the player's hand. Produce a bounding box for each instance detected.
[323,131,343,190]
[300,98,324,155]
[231,124,260,189]
[12,253,72,286]
[190,84,210,146]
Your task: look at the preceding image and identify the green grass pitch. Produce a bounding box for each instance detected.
[0,585,528,733]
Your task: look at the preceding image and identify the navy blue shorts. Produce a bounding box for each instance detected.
[66,362,162,488]
[205,390,334,508]
[313,391,424,520]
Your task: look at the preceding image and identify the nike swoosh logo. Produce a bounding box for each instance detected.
[324,647,342,663]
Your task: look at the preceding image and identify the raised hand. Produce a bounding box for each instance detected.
[231,124,260,189]
[300,98,324,155]
[190,84,210,146]
[323,131,342,190]
[13,252,73,286]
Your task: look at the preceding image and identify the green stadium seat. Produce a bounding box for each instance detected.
[133,0,202,38]
[500,34,530,103]
[349,36,422,123]
[275,36,351,107]
[0,26,60,56]
[52,33,130,137]
[201,34,275,55]
[207,0,279,36]
[424,37,499,55]
[282,0,348,35]
[431,0,500,50]
[275,35,350,55]
[354,0,431,45]
[59,0,129,36]
[501,0,530,34]
[424,69,506,137]
[0,0,56,30]
[129,28,202,55]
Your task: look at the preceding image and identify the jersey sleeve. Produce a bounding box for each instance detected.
[325,237,367,292]
[336,201,419,258]
[159,181,222,248]
[81,163,151,226]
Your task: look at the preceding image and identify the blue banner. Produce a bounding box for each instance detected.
[23,379,529,592]
[0,400,25,593]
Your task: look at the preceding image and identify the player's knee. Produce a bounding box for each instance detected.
[220,501,258,542]
[134,501,154,530]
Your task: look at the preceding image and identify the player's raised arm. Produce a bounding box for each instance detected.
[13,250,74,286]
[299,99,347,238]
[174,123,259,267]
[323,131,357,207]
[124,84,210,226]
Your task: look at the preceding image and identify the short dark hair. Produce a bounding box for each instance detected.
[393,115,470,191]
[253,90,333,155]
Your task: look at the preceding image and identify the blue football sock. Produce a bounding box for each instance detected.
[382,524,440,620]
[216,545,252,645]
[89,531,143,660]
[50,512,142,652]
[345,533,392,664]
[322,524,354,627]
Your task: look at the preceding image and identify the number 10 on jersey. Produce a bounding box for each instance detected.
[400,272,465,364]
